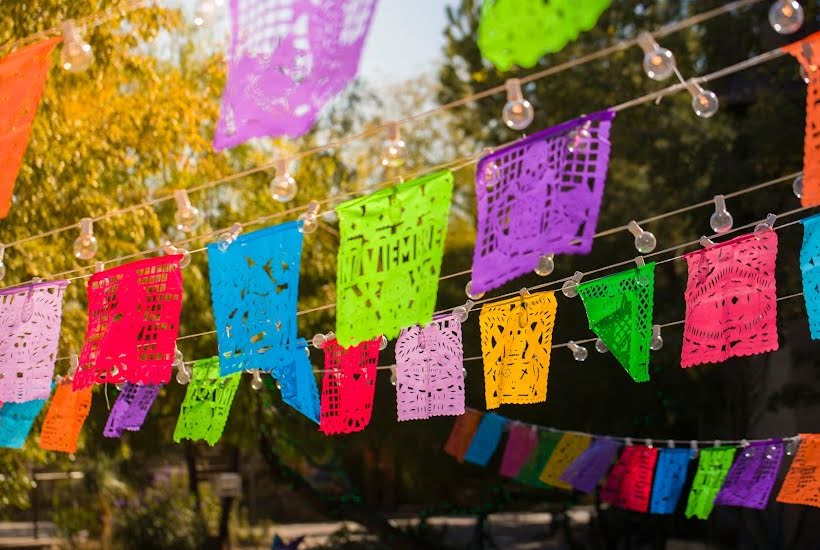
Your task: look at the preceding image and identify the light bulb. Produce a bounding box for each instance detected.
[568,341,588,362]
[595,338,608,353]
[453,300,474,323]
[298,201,320,234]
[561,271,583,298]
[270,159,297,202]
[0,245,7,282]
[754,213,778,239]
[61,20,94,73]
[567,124,592,153]
[637,32,676,81]
[172,346,184,368]
[389,367,397,386]
[534,254,555,276]
[173,189,202,232]
[710,194,733,234]
[176,368,190,385]
[793,175,803,198]
[465,280,484,300]
[251,370,264,390]
[73,217,98,260]
[650,325,664,351]
[769,1,804,34]
[381,122,408,168]
[483,161,501,191]
[379,336,389,351]
[502,78,534,131]
[312,333,328,349]
[627,221,656,254]
[686,80,719,118]
[217,223,243,252]
[162,241,192,268]
[194,0,223,26]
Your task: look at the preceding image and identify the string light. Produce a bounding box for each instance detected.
[0,245,6,282]
[710,194,734,234]
[452,300,475,323]
[501,78,534,131]
[162,240,191,268]
[194,0,224,26]
[250,369,264,390]
[567,341,589,361]
[768,1,804,34]
[567,121,592,153]
[534,254,555,276]
[60,20,93,73]
[561,271,584,298]
[650,325,664,351]
[297,201,320,234]
[627,220,657,254]
[72,218,98,260]
[380,122,408,168]
[595,338,609,353]
[637,32,676,81]
[173,190,202,233]
[216,222,243,252]
[793,175,803,198]
[754,213,778,238]
[269,159,297,202]
[465,280,485,300]
[685,80,719,118]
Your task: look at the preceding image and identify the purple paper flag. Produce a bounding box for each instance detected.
[471,110,615,294]
[714,440,784,509]
[103,383,161,438]
[499,423,539,477]
[560,437,621,493]
[213,0,378,148]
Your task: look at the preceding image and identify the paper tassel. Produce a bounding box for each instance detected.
[335,171,454,346]
[560,438,621,493]
[783,32,820,207]
[464,413,507,466]
[800,214,820,339]
[539,433,591,489]
[516,431,561,488]
[319,338,380,435]
[103,384,161,438]
[684,447,736,519]
[208,222,306,378]
[173,357,240,446]
[0,395,49,448]
[499,423,539,477]
[479,291,557,409]
[578,264,655,382]
[681,232,778,368]
[395,313,464,421]
[40,382,92,454]
[471,110,615,294]
[715,440,783,510]
[601,445,658,512]
[0,280,69,402]
[277,345,321,423]
[213,0,377,146]
[443,410,483,462]
[650,448,692,514]
[777,434,820,508]
[73,256,184,389]
[0,38,60,218]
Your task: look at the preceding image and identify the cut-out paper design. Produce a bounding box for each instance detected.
[214,0,378,147]
[783,32,820,208]
[800,215,820,339]
[278,347,321,424]
[472,110,615,294]
[319,338,380,435]
[578,264,655,382]
[444,410,483,463]
[477,0,611,71]
[0,280,68,402]
[173,357,241,446]
[39,382,92,454]
[560,438,621,494]
[539,433,591,489]
[777,434,820,508]
[464,412,507,466]
[479,291,557,409]
[0,395,49,448]
[650,448,692,515]
[394,314,464,421]
[335,171,453,346]
[103,384,161,438]
[681,232,778,368]
[601,445,659,513]
[516,431,561,488]
[73,255,184,390]
[208,222,306,377]
[499,423,538,477]
[684,447,736,519]
[0,38,60,219]
[715,440,783,509]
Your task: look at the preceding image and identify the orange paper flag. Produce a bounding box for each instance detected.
[0,38,59,219]
[777,434,820,508]
[443,410,483,463]
[39,381,92,454]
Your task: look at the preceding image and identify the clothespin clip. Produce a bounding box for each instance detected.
[635,256,645,268]
[625,437,633,447]
[690,440,699,459]
[645,438,654,448]
[786,436,801,456]
[666,439,675,448]
[713,439,721,448]
[699,236,716,248]
[388,365,397,386]
[95,261,105,273]
[519,287,530,297]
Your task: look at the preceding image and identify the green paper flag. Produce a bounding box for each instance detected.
[578,263,655,382]
[173,357,241,446]
[685,447,736,520]
[516,430,561,488]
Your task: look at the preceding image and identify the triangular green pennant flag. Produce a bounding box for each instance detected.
[577,263,655,382]
[515,430,562,488]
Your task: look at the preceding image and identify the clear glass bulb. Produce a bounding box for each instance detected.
[465,280,484,300]
[793,175,803,198]
[567,126,591,153]
[172,346,184,368]
[561,279,578,298]
[298,201,320,234]
[0,245,5,281]
[650,325,664,351]
[692,89,719,118]
[381,123,408,168]
[194,0,223,26]
[61,21,93,73]
[312,333,328,349]
[176,367,190,385]
[483,161,501,191]
[595,338,608,354]
[173,190,201,232]
[502,78,534,131]
[534,254,555,276]
[769,1,804,34]
[379,335,389,351]
[73,218,98,260]
[569,342,588,362]
[453,304,471,323]
[628,222,656,254]
[643,48,676,81]
[270,160,297,202]
[251,370,264,390]
[754,214,777,239]
[710,195,733,234]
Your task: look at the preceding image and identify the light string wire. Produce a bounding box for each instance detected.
[0,0,768,254]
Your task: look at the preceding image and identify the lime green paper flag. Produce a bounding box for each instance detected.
[577,263,655,382]
[173,357,241,446]
[516,430,561,488]
[685,447,736,520]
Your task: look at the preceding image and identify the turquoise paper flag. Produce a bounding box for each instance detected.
[464,413,507,466]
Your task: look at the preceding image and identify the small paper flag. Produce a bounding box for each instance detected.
[715,440,783,510]
[103,383,161,438]
[539,433,592,489]
[479,291,557,409]
[800,214,820,339]
[319,338,380,435]
[516,431,561,488]
[560,438,621,494]
[499,423,539,478]
[650,448,692,514]
[684,447,736,519]
[777,434,820,508]
[277,345,321,423]
[600,445,658,513]
[464,413,507,466]
[0,395,50,448]
[173,357,241,446]
[444,410,483,462]
[39,382,92,454]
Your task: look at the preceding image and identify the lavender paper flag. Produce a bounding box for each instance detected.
[214,0,378,148]
[103,384,161,438]
[472,110,615,294]
[714,440,784,509]
[650,448,692,514]
[559,437,620,493]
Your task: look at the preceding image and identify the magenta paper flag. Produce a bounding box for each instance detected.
[394,314,464,421]
[103,384,161,438]
[471,110,615,294]
[681,232,778,368]
[714,440,784,510]
[213,0,377,148]
[560,438,621,493]
[0,281,69,403]
[601,445,658,513]
[500,423,539,477]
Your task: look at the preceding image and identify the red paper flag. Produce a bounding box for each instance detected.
[319,338,380,435]
[601,445,659,512]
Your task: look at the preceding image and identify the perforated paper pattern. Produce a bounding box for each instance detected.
[777,434,820,508]
[516,431,560,488]
[214,0,377,146]
[443,410,483,462]
[39,382,92,454]
[715,440,783,509]
[650,448,692,515]
[499,423,538,477]
[681,233,778,368]
[601,445,658,513]
[684,447,736,519]
[319,338,379,435]
[73,256,184,389]
[464,412,507,466]
[479,291,557,409]
[208,222,305,377]
[394,314,464,421]
[472,110,615,294]
[278,343,320,423]
[103,384,161,438]
[477,0,611,71]
[336,171,454,346]
[800,215,820,339]
[560,438,621,493]
[173,357,240,446]
[0,281,68,402]
[539,433,591,489]
[0,38,60,218]
[0,395,49,448]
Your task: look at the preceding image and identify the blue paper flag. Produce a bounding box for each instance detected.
[208,222,305,377]
[464,413,507,466]
[650,448,692,514]
[278,341,321,424]
[800,214,820,340]
[0,396,50,448]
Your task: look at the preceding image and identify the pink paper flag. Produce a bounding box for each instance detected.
[319,338,380,435]
[601,445,659,513]
[499,423,539,477]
